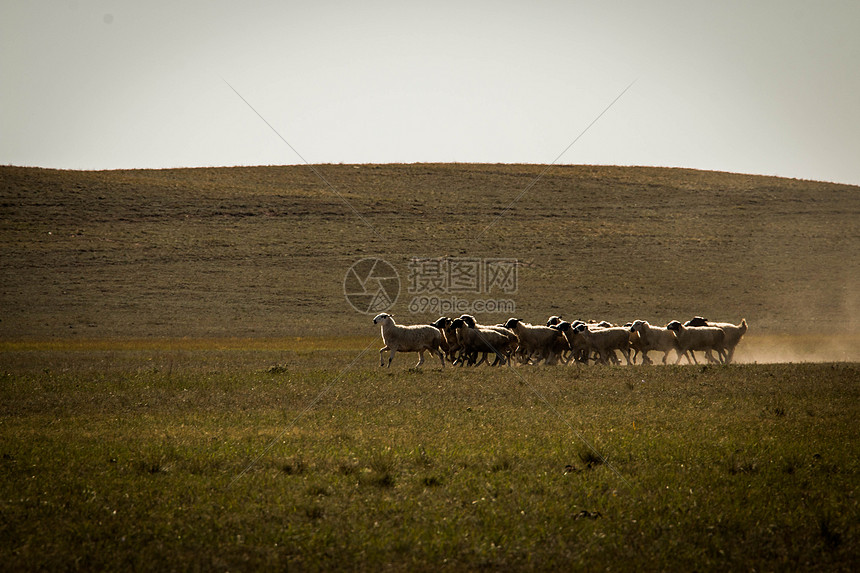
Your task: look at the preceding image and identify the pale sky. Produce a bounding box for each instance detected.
[3,1,859,186]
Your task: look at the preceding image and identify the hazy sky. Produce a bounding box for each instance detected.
[3,1,859,185]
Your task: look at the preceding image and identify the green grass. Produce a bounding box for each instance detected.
[2,345,857,570]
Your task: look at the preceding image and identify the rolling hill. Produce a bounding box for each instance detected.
[1,163,857,341]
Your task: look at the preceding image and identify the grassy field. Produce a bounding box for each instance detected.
[1,163,859,569]
[1,340,858,570]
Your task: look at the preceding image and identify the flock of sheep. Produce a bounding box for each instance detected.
[372,313,748,368]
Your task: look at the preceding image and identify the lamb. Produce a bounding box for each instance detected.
[629,320,678,365]
[666,320,726,364]
[373,313,446,368]
[684,317,748,364]
[450,318,517,366]
[570,322,631,365]
[503,318,567,365]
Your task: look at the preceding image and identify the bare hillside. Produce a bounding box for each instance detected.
[1,164,857,339]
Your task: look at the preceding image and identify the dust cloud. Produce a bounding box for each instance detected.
[732,334,860,364]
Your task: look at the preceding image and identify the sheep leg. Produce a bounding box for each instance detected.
[596,350,608,365]
[674,348,691,365]
[380,346,390,367]
[619,347,631,366]
[608,349,620,365]
[387,349,397,368]
[437,349,446,368]
[416,350,425,367]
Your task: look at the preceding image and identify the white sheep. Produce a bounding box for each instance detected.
[666,321,726,364]
[503,318,567,365]
[625,323,651,365]
[571,322,631,365]
[629,320,678,365]
[373,313,445,368]
[684,317,748,364]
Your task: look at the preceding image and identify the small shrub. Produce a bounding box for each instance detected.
[578,448,605,469]
[304,505,324,520]
[421,476,442,487]
[306,484,331,497]
[337,460,359,475]
[370,447,396,474]
[819,515,842,548]
[134,456,170,475]
[727,453,758,475]
[414,445,433,468]
[367,471,396,488]
[281,457,306,475]
[491,455,514,473]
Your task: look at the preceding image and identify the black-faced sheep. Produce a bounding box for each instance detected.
[373,313,445,368]
[450,318,517,366]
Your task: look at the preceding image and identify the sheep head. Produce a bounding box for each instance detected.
[503,318,521,329]
[666,320,682,332]
[459,314,477,328]
[373,313,392,325]
[684,316,709,327]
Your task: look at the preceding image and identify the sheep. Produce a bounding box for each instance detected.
[450,318,517,366]
[545,316,580,362]
[373,313,445,368]
[503,318,567,365]
[684,317,748,364]
[430,316,456,360]
[625,323,652,365]
[458,315,514,337]
[555,321,592,364]
[629,320,678,365]
[666,320,726,364]
[455,315,518,365]
[570,322,631,365]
